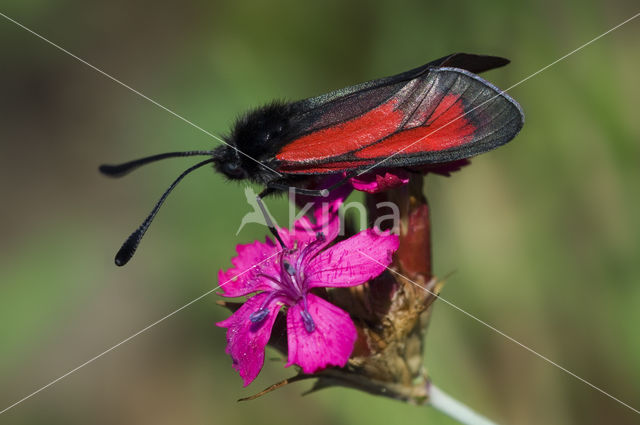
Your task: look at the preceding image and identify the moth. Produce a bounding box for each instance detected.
[101,53,524,265]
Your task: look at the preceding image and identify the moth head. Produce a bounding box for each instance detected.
[212,145,249,181]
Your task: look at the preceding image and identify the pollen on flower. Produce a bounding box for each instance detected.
[249,308,269,323]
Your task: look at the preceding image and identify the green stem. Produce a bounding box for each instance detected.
[428,384,500,425]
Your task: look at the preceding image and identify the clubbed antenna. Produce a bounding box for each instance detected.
[111,158,215,266]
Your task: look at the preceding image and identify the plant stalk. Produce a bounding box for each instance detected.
[428,384,500,425]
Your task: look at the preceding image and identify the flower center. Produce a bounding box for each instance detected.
[283,260,296,277]
[282,256,316,333]
[281,259,316,333]
[249,239,323,332]
[280,258,304,297]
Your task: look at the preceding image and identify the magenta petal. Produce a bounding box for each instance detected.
[288,178,350,244]
[311,199,341,244]
[216,293,281,386]
[306,230,399,288]
[349,169,410,193]
[278,215,318,248]
[218,238,280,297]
[285,294,356,373]
[283,205,340,247]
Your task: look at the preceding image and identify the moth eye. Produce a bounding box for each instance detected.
[223,162,245,178]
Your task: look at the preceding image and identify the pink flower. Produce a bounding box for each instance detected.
[216,206,399,386]
[349,169,410,193]
[345,159,471,193]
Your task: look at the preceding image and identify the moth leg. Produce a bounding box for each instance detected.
[257,188,287,249]
[266,182,328,197]
[267,175,352,197]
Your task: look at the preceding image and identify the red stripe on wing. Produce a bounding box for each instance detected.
[279,159,375,174]
[355,94,476,158]
[276,99,403,163]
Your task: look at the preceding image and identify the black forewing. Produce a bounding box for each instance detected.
[285,53,510,138]
[276,66,524,173]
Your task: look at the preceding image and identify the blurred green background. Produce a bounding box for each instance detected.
[1,0,639,424]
